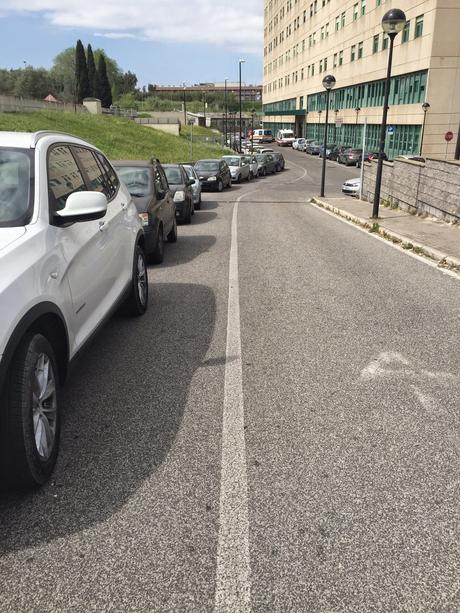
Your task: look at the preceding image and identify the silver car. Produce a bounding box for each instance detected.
[183,164,202,209]
[242,155,259,179]
[222,155,251,183]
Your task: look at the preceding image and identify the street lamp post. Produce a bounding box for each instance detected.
[419,101,430,156]
[372,8,406,218]
[250,107,256,151]
[320,74,336,198]
[203,93,206,127]
[224,78,228,147]
[182,83,187,126]
[239,59,245,152]
[334,109,339,143]
[318,109,323,143]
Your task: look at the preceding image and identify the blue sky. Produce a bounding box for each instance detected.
[0,4,262,86]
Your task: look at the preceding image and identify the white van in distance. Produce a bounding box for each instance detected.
[276,129,296,147]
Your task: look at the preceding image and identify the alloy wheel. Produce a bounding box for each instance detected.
[32,354,57,461]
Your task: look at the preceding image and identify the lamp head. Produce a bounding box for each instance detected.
[422,102,430,111]
[382,8,407,35]
[322,74,336,91]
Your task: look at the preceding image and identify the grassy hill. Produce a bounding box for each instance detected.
[0,111,231,162]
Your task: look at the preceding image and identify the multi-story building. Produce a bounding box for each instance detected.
[262,0,460,159]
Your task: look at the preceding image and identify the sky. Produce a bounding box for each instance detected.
[0,1,263,86]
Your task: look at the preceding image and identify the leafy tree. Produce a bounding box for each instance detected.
[14,67,57,99]
[86,44,98,97]
[116,71,138,95]
[97,54,112,107]
[75,39,90,103]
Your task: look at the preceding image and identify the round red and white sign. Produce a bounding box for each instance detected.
[445,131,454,142]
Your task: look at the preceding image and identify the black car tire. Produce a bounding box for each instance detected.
[191,200,195,216]
[184,202,192,224]
[247,172,251,182]
[167,218,178,242]
[195,198,201,211]
[122,245,148,317]
[150,224,164,264]
[1,333,61,488]
[217,180,223,192]
[276,164,281,172]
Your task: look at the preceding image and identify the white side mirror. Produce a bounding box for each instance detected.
[54,191,108,224]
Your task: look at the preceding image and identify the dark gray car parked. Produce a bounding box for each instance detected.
[194,159,232,191]
[163,164,195,224]
[113,159,177,264]
[255,153,277,176]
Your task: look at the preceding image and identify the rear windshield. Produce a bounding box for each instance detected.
[223,157,241,166]
[0,148,34,227]
[116,167,151,197]
[183,165,196,179]
[195,161,219,171]
[164,166,182,185]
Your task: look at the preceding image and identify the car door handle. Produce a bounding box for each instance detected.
[99,221,107,231]
[121,202,128,209]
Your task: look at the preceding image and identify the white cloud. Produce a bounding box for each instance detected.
[2,0,263,53]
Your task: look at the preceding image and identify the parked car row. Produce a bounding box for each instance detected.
[0,129,291,489]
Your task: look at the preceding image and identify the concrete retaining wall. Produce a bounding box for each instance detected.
[362,158,460,223]
[0,94,86,113]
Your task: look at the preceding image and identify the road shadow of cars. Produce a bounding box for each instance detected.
[190,211,217,225]
[161,235,216,268]
[0,283,216,554]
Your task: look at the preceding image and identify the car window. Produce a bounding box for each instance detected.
[195,161,219,172]
[223,157,241,166]
[157,166,169,192]
[48,145,86,211]
[94,152,119,200]
[72,146,106,195]
[153,168,165,197]
[0,148,33,226]
[116,166,151,197]
[164,166,182,185]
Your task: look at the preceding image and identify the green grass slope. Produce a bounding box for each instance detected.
[0,111,231,163]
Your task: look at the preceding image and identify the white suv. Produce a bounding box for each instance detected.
[0,131,149,488]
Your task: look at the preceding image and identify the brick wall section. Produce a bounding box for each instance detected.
[362,158,460,223]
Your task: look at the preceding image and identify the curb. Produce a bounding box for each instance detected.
[310,197,460,273]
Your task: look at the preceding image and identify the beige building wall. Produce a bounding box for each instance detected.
[263,0,460,158]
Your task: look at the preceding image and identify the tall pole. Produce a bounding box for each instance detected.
[183,83,187,126]
[224,78,228,146]
[419,102,430,156]
[359,117,367,200]
[373,33,396,218]
[320,91,330,197]
[203,93,206,127]
[239,59,245,153]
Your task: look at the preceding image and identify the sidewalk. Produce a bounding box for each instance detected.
[311,196,460,272]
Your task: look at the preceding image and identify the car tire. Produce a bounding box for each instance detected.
[184,203,192,224]
[247,172,251,182]
[227,179,232,188]
[122,245,148,317]
[217,180,223,192]
[191,200,195,216]
[167,218,178,242]
[150,224,164,264]
[1,332,60,488]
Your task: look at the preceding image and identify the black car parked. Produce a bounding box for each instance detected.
[113,159,177,264]
[328,146,348,162]
[357,151,388,167]
[163,164,195,224]
[194,159,232,191]
[272,151,285,171]
[255,153,277,175]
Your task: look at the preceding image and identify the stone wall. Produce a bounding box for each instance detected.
[362,158,460,223]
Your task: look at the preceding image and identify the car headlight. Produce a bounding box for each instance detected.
[207,176,217,181]
[174,191,185,202]
[138,212,150,226]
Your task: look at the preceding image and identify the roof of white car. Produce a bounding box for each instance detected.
[0,131,98,149]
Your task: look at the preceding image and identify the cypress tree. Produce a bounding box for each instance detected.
[75,39,90,103]
[97,54,112,107]
[86,44,97,97]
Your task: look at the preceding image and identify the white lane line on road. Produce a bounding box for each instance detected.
[215,194,251,613]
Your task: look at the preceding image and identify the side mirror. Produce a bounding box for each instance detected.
[54,191,107,225]
[186,179,195,187]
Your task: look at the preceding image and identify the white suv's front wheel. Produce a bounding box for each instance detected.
[122,245,148,316]
[1,333,60,487]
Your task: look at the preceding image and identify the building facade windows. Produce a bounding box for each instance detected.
[383,33,389,49]
[353,3,359,20]
[351,45,356,61]
[339,50,343,65]
[358,41,364,59]
[402,20,410,43]
[415,14,424,38]
[373,34,379,53]
[361,0,366,16]
[341,12,346,27]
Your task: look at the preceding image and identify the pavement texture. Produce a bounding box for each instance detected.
[0,147,458,612]
[313,195,460,271]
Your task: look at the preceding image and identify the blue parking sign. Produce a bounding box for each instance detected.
[387,125,395,135]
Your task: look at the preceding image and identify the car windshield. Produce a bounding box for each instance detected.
[183,166,196,179]
[255,155,266,162]
[195,161,219,171]
[281,132,294,138]
[164,166,182,185]
[116,167,151,197]
[0,148,33,226]
[223,157,241,167]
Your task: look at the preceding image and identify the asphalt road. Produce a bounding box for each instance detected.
[0,148,459,612]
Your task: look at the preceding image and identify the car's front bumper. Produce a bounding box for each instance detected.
[200,179,218,190]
